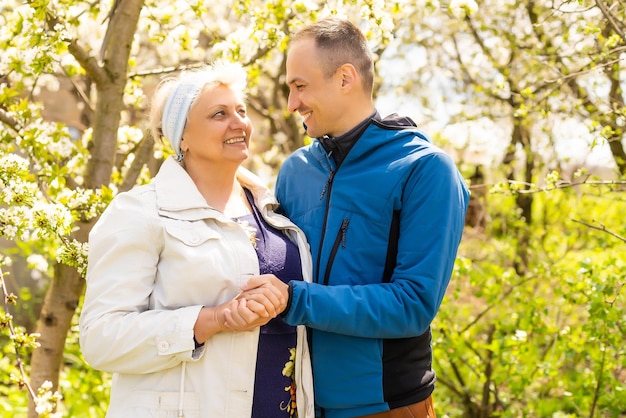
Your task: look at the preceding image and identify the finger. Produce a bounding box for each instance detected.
[259,283,284,307]
[224,300,249,330]
[247,279,285,307]
[257,274,288,305]
[229,300,270,331]
[244,298,275,318]
[242,290,281,314]
[223,308,236,330]
[240,275,269,291]
[234,301,275,329]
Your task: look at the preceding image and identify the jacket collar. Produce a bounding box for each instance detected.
[154,156,277,220]
[318,110,380,167]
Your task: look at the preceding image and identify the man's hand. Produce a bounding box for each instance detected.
[237,274,290,316]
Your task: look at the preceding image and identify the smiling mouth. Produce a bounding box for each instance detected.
[224,137,246,144]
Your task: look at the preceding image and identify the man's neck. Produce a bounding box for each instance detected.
[319,110,380,167]
[334,103,375,137]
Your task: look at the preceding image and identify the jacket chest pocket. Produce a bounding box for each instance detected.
[160,221,229,285]
[164,222,221,247]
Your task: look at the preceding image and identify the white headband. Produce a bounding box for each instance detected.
[162,75,205,160]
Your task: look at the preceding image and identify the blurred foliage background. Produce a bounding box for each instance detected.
[0,0,624,416]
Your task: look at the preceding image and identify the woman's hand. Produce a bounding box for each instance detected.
[193,300,266,344]
[237,274,289,315]
[193,275,289,343]
[222,298,273,331]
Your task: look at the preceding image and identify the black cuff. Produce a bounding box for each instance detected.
[279,281,294,318]
[193,335,204,349]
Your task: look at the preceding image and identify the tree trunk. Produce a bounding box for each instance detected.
[465,165,488,231]
[503,119,534,275]
[28,1,145,416]
[28,222,91,416]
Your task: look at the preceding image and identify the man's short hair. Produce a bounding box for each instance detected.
[292,17,374,93]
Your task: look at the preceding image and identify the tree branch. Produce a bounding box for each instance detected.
[128,63,206,79]
[66,38,109,86]
[595,0,626,41]
[490,177,626,195]
[1,267,37,403]
[44,14,108,86]
[0,107,20,131]
[571,218,626,243]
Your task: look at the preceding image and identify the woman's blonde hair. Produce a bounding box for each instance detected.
[149,61,248,159]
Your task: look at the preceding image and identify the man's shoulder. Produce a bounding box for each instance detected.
[373,113,418,130]
[367,114,432,145]
[282,141,323,166]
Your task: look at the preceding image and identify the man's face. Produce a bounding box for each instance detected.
[286,38,344,138]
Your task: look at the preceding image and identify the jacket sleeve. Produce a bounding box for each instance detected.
[79,191,203,374]
[282,152,470,338]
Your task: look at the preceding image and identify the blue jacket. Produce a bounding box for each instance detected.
[276,114,470,418]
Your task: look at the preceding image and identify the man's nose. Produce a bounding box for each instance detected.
[287,91,300,113]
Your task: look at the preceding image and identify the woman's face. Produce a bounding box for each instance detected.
[181,83,253,167]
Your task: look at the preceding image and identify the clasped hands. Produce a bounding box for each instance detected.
[224,274,289,331]
[193,274,290,345]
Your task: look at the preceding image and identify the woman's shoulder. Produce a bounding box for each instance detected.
[94,183,159,233]
[108,183,157,213]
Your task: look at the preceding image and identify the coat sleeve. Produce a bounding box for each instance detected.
[79,190,203,374]
[282,152,470,338]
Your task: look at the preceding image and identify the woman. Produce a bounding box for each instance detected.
[79,61,314,418]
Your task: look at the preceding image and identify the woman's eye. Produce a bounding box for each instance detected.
[238,109,247,116]
[213,110,225,117]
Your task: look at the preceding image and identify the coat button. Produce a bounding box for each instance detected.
[188,233,200,244]
[157,341,170,352]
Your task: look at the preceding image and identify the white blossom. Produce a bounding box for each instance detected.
[449,0,478,18]
[511,329,528,342]
[26,254,49,273]
[34,380,62,417]
[32,202,74,235]
[0,254,13,267]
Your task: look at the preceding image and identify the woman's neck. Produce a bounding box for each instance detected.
[183,161,250,217]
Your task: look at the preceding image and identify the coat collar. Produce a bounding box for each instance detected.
[154,156,278,220]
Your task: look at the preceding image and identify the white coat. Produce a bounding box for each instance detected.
[79,157,314,418]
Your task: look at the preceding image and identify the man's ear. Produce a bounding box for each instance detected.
[338,64,358,89]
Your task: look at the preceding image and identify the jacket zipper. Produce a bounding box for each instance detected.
[310,153,337,418]
[322,218,349,285]
[316,149,351,287]
[314,150,336,284]
[315,150,341,418]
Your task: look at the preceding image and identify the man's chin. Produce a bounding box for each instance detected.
[304,127,320,139]
[302,122,318,138]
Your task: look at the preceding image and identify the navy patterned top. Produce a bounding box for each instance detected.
[237,188,303,418]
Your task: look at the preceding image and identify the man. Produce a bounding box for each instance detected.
[244,17,469,418]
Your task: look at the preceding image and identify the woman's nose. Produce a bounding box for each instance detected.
[232,112,249,128]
